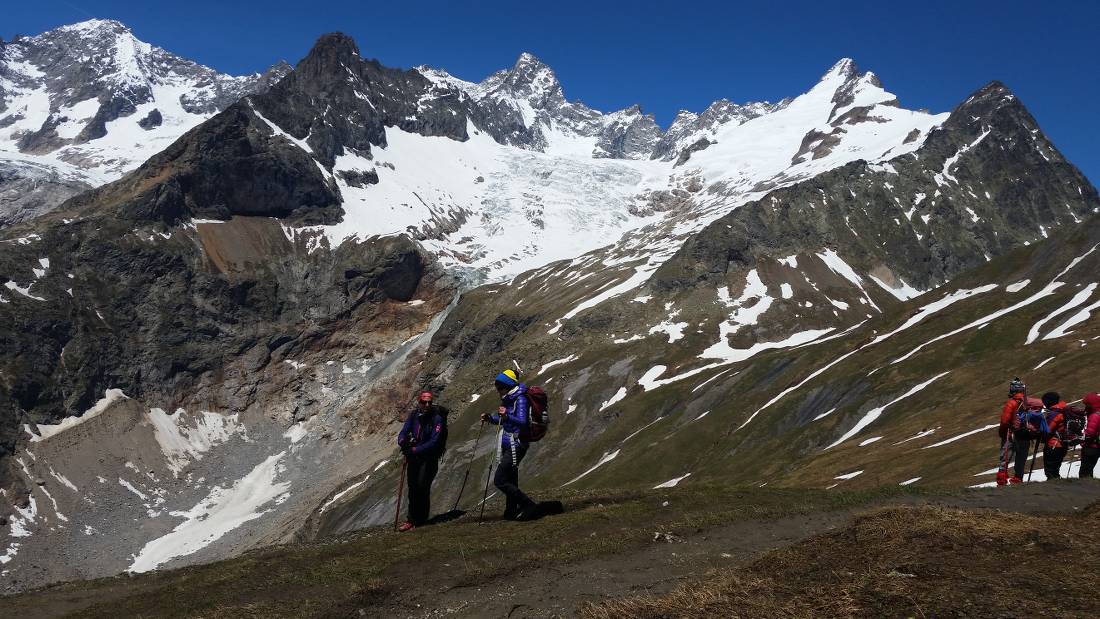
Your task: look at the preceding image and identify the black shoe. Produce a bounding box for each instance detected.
[514,504,541,522]
[502,507,520,521]
[539,500,564,516]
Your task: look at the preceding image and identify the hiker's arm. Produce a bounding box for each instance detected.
[999,401,1015,440]
[1086,414,1100,440]
[1082,413,1100,444]
[412,415,444,455]
[397,414,413,445]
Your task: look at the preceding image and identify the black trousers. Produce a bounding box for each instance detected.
[1081,446,1100,478]
[1011,430,1034,479]
[1044,444,1068,479]
[406,456,438,525]
[494,442,535,516]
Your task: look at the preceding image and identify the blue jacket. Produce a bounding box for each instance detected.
[489,384,529,451]
[397,409,445,459]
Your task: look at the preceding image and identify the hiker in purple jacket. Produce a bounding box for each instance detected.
[481,369,537,520]
[396,392,446,531]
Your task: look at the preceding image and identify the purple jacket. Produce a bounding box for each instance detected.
[488,384,529,450]
[397,409,445,458]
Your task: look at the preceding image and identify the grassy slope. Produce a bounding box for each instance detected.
[583,499,1100,618]
[1,485,938,618]
[419,215,1100,498]
[308,211,1100,542]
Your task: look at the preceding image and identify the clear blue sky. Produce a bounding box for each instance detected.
[6,0,1099,184]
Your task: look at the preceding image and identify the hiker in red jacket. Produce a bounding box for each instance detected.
[1080,392,1100,478]
[997,379,1030,485]
[1042,392,1068,479]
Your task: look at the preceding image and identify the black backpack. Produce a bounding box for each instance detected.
[1062,405,1087,446]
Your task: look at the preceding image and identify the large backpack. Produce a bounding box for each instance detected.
[524,386,550,442]
[1061,404,1087,446]
[1016,398,1049,437]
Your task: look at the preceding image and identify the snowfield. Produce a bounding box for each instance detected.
[129,452,291,573]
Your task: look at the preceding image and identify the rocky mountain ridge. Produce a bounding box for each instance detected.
[1,25,1098,593]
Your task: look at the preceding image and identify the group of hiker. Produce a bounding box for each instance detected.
[997,378,1100,484]
[392,372,1099,529]
[395,368,548,532]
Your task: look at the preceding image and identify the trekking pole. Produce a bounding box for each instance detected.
[1026,438,1040,482]
[479,424,504,524]
[451,420,486,512]
[393,456,408,532]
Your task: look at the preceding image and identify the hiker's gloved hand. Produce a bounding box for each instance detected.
[400,443,413,457]
[480,412,491,422]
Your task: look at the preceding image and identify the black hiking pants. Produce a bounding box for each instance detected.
[406,456,439,526]
[1079,446,1100,478]
[494,442,535,518]
[1043,444,1067,479]
[1011,429,1034,479]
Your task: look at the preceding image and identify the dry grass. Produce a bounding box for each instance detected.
[581,502,1100,619]
[2,485,930,618]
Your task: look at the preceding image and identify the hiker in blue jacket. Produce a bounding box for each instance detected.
[396,392,446,531]
[481,369,538,520]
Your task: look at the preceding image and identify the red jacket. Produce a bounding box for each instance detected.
[1084,412,1100,449]
[999,393,1025,441]
[1082,393,1100,449]
[1045,402,1068,449]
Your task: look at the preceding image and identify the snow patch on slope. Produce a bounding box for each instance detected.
[147,408,246,476]
[27,389,128,441]
[826,372,949,449]
[129,451,291,573]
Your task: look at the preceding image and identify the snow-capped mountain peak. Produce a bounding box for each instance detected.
[0,20,290,225]
[45,19,152,88]
[494,51,563,105]
[822,57,858,78]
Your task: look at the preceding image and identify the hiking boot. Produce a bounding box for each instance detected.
[1009,476,1024,484]
[397,521,416,532]
[501,508,520,521]
[514,504,541,522]
[996,471,1009,486]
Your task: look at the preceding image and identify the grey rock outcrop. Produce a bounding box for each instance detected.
[0,157,91,226]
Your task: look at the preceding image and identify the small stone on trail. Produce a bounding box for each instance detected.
[652,531,684,544]
[888,569,916,578]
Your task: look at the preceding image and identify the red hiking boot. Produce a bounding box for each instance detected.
[1009,476,1023,484]
[397,521,415,532]
[996,471,1008,486]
